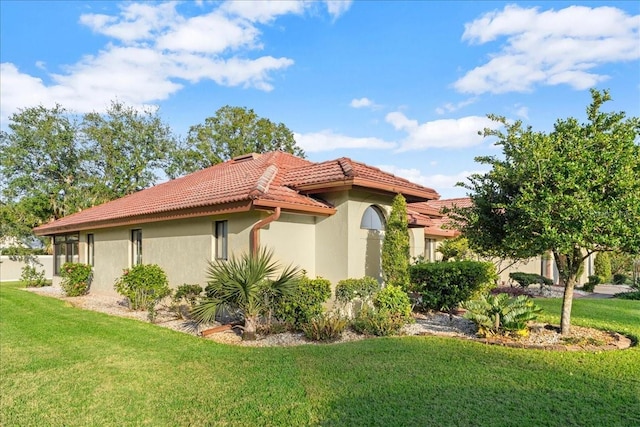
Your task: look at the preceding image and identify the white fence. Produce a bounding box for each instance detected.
[0,255,54,282]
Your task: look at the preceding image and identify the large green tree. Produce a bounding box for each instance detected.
[452,89,640,334]
[381,194,411,289]
[168,106,305,177]
[82,101,177,202]
[0,105,90,233]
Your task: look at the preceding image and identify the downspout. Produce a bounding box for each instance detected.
[250,207,281,256]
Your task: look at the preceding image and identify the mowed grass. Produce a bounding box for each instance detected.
[1,283,639,426]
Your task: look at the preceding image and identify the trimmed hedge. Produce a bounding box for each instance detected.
[409,261,497,312]
[335,277,379,304]
[509,272,553,288]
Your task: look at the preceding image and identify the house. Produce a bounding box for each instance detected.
[34,151,452,295]
[419,197,596,286]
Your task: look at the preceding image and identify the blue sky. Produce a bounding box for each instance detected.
[1,1,638,198]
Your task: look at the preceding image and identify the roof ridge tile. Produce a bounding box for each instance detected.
[249,164,278,198]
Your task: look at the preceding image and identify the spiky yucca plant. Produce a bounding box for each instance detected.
[192,247,302,340]
[463,293,542,337]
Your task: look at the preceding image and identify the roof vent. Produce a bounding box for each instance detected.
[233,153,260,163]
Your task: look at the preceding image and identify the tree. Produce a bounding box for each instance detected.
[81,101,177,202]
[191,247,302,340]
[452,89,640,334]
[381,194,411,289]
[168,106,305,177]
[0,105,90,232]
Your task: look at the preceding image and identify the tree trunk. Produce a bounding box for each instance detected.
[242,316,257,341]
[554,248,583,335]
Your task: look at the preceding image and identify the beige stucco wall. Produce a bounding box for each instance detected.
[0,255,54,282]
[260,212,317,277]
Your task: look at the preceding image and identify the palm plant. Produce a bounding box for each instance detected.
[463,293,542,337]
[192,247,302,340]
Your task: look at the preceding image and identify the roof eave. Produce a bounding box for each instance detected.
[252,199,336,216]
[33,201,253,236]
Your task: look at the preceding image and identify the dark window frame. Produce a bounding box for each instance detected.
[215,221,228,260]
[131,229,142,266]
[54,233,79,275]
[87,234,95,267]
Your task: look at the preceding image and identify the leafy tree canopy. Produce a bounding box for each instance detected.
[451,89,640,334]
[168,105,305,177]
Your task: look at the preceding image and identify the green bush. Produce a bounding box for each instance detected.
[582,275,600,292]
[615,291,640,300]
[20,265,48,288]
[302,312,348,342]
[373,284,413,323]
[114,264,170,311]
[274,276,332,328]
[60,262,92,296]
[352,306,406,336]
[335,277,379,304]
[173,284,203,305]
[509,272,553,289]
[463,293,542,337]
[409,261,497,313]
[594,252,612,283]
[613,273,628,285]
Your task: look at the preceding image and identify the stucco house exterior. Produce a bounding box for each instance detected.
[421,197,596,286]
[34,151,453,296]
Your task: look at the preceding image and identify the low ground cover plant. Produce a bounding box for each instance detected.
[615,291,640,300]
[409,261,496,314]
[170,284,203,319]
[114,264,171,312]
[463,293,542,337]
[60,262,92,296]
[582,275,600,292]
[302,311,348,341]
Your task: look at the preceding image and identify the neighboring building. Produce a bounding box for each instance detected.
[422,197,595,286]
[34,151,451,295]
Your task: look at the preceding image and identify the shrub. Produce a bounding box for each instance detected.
[335,277,379,304]
[381,194,411,289]
[594,252,612,283]
[437,236,470,262]
[509,272,553,289]
[613,273,628,285]
[463,293,542,337]
[20,265,48,288]
[174,284,203,305]
[114,264,170,311]
[409,261,497,313]
[273,276,331,328]
[302,312,348,341]
[582,275,600,292]
[373,284,413,323]
[352,306,406,336]
[615,291,640,300]
[60,263,92,296]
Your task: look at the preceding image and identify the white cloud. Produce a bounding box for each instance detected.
[435,97,477,115]
[325,0,353,20]
[1,1,350,122]
[386,112,495,151]
[455,5,640,94]
[377,164,486,196]
[514,104,529,119]
[294,130,396,152]
[349,97,381,110]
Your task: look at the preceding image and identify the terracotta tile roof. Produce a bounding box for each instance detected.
[426,197,473,210]
[284,157,440,202]
[408,197,471,238]
[34,152,441,235]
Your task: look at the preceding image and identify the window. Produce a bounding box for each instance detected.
[215,221,228,260]
[54,233,79,274]
[87,234,95,266]
[131,229,142,265]
[360,206,385,230]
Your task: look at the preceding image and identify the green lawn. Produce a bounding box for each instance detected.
[1,283,639,426]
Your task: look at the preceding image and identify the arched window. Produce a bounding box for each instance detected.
[360,205,385,230]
